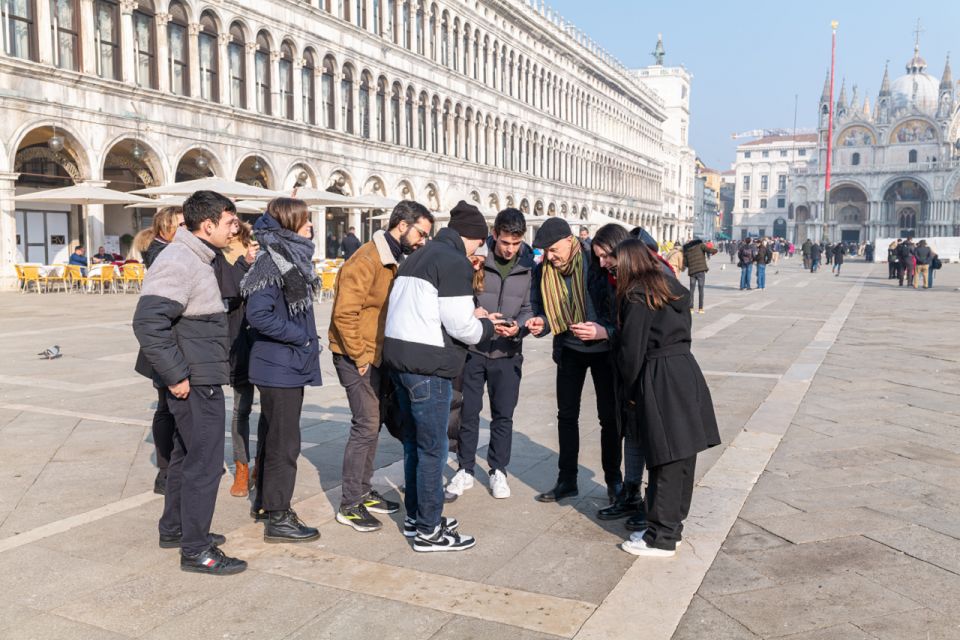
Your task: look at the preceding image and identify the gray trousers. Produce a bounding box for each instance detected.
[334,354,382,508]
[230,382,255,463]
[688,272,706,310]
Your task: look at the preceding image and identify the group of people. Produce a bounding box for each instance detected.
[733,237,776,290]
[132,190,720,575]
[887,237,941,288]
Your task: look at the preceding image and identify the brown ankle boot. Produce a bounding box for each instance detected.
[231,463,249,497]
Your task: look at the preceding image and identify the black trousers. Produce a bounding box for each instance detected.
[158,385,226,556]
[254,386,304,512]
[643,455,696,551]
[556,347,621,487]
[458,352,523,476]
[888,261,897,279]
[688,272,706,310]
[152,387,175,470]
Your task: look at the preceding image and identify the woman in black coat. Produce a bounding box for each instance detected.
[612,239,720,557]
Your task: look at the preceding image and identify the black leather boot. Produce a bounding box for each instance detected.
[606,481,624,505]
[264,509,320,543]
[624,507,649,531]
[535,478,579,503]
[597,483,642,521]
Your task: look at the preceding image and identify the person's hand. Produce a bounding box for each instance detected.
[525,317,545,336]
[245,241,259,264]
[169,379,190,399]
[495,321,520,337]
[570,322,608,341]
[474,307,489,319]
[357,364,369,376]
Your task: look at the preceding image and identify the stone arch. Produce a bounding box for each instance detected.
[234,153,276,189]
[395,179,415,201]
[424,182,440,211]
[362,174,387,195]
[328,168,355,196]
[11,122,92,181]
[283,162,317,190]
[174,147,222,180]
[101,137,165,189]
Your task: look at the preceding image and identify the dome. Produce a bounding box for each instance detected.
[890,72,939,112]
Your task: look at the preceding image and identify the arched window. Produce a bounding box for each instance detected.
[96,0,121,79]
[227,23,246,108]
[430,97,439,153]
[278,41,294,119]
[52,0,80,70]
[254,32,271,114]
[322,56,335,128]
[908,149,918,163]
[404,87,414,147]
[167,2,189,95]
[198,12,218,101]
[440,12,448,66]
[417,93,427,150]
[341,65,354,134]
[359,73,371,138]
[376,77,386,141]
[428,6,436,59]
[6,0,36,60]
[415,2,423,54]
[133,1,157,89]
[401,1,409,49]
[301,50,316,124]
[451,19,458,72]
[372,0,381,35]
[391,83,401,144]
[851,152,860,166]
[386,0,395,42]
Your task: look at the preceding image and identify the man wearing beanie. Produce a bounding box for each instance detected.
[525,217,623,504]
[383,200,498,552]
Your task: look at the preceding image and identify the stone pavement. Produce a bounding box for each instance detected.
[0,256,957,639]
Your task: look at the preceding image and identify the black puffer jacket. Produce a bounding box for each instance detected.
[468,237,535,359]
[133,229,230,388]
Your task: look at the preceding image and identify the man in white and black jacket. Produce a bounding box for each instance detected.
[132,190,246,576]
[383,200,498,552]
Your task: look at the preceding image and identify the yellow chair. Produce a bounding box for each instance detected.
[88,266,117,294]
[14,264,25,291]
[63,265,89,293]
[320,271,337,301]
[42,266,67,293]
[18,265,47,293]
[121,263,145,292]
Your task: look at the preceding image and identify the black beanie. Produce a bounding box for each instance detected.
[533,217,573,249]
[448,201,488,240]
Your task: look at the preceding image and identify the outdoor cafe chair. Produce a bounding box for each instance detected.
[121,263,145,292]
[63,265,90,293]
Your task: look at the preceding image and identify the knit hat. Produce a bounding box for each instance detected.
[533,217,573,249]
[448,201,488,240]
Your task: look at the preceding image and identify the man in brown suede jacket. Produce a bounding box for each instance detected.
[328,200,434,532]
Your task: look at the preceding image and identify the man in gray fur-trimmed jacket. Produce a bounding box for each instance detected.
[133,190,247,576]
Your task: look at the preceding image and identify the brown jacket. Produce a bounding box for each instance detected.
[328,230,399,368]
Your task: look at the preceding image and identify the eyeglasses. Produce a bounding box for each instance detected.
[412,225,431,240]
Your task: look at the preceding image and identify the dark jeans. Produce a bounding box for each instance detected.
[334,354,383,508]
[888,261,897,279]
[643,455,696,551]
[152,387,175,470]
[688,272,705,310]
[158,385,226,556]
[556,347,621,487]
[253,386,304,512]
[458,352,522,476]
[810,258,820,272]
[898,262,914,286]
[739,264,752,289]
[230,383,254,464]
[393,371,452,534]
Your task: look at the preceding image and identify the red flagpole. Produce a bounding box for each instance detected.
[824,22,838,225]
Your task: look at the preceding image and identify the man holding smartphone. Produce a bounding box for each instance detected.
[446,208,535,501]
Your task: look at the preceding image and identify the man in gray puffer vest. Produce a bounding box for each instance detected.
[446,208,534,501]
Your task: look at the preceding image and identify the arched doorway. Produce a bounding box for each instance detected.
[102,138,163,257]
[883,179,927,238]
[236,155,273,189]
[175,148,218,182]
[773,217,787,238]
[829,185,868,243]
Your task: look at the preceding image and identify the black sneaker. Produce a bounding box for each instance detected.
[336,503,382,532]
[362,490,400,514]
[413,525,475,552]
[159,531,226,549]
[153,470,167,496]
[180,546,247,576]
[264,509,320,543]
[403,515,459,538]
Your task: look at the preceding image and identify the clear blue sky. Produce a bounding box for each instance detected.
[548,0,960,170]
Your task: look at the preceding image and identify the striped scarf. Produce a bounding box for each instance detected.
[540,238,586,335]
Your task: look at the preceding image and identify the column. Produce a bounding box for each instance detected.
[313,208,326,260]
[350,77,360,134]
[155,13,171,94]
[364,0,374,33]
[80,0,96,74]
[292,57,304,121]
[269,50,282,116]
[119,0,137,84]
[84,180,110,254]
[187,22,201,98]
[218,33,232,104]
[244,41,257,111]
[37,0,53,64]
[0,173,20,290]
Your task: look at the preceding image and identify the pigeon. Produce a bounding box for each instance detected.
[38,345,62,360]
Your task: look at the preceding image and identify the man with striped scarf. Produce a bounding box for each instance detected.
[525,218,622,504]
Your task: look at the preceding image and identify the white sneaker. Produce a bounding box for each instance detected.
[621,539,676,557]
[445,469,474,496]
[629,530,681,547]
[489,470,511,499]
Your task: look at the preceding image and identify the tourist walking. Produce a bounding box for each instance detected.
[914,240,932,289]
[737,238,756,290]
[809,241,822,272]
[682,237,718,313]
[755,239,771,290]
[132,190,246,575]
[611,239,720,557]
[801,238,813,270]
[449,208,534,502]
[329,201,434,532]
[383,201,496,552]
[525,218,623,504]
[242,198,322,543]
[341,226,362,260]
[832,243,845,276]
[928,244,941,288]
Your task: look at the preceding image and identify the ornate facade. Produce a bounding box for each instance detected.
[0,0,667,286]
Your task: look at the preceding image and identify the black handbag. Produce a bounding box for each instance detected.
[932,256,943,270]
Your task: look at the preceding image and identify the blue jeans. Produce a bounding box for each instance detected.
[810,258,820,272]
[739,264,753,289]
[756,264,766,289]
[929,268,935,288]
[392,371,453,534]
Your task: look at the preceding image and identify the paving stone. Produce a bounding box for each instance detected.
[749,507,909,544]
[672,595,759,640]
[772,622,876,639]
[0,612,131,640]
[286,593,452,640]
[856,608,960,640]
[428,616,565,640]
[696,551,778,597]
[866,524,960,576]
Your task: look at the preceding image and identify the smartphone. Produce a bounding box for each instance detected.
[500,317,517,327]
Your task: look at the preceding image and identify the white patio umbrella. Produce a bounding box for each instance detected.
[126,196,264,214]
[586,209,631,230]
[131,177,284,200]
[353,193,401,210]
[15,184,154,205]
[289,187,364,207]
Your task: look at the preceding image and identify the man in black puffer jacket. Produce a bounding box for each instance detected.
[133,190,246,576]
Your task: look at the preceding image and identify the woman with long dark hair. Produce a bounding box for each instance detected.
[612,238,720,557]
[242,198,322,543]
